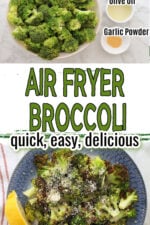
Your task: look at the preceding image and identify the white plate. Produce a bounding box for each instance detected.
[101,35,131,55]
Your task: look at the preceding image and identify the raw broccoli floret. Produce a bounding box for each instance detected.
[35,0,49,5]
[67,18,81,31]
[119,190,138,210]
[106,164,129,189]
[29,23,50,43]
[44,37,59,48]
[39,46,60,59]
[74,8,97,24]
[48,17,65,33]
[17,3,35,21]
[73,28,95,44]
[12,26,28,40]
[25,9,43,25]
[61,37,79,53]
[7,5,23,26]
[38,4,51,22]
[25,38,41,53]
[58,28,72,41]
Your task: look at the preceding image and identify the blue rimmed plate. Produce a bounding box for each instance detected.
[7,148,147,225]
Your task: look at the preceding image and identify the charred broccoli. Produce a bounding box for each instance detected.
[23,149,138,225]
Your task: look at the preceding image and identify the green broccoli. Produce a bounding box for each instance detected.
[39,46,60,59]
[74,8,97,24]
[50,203,71,223]
[17,3,35,21]
[24,203,36,222]
[25,9,43,25]
[67,18,81,31]
[44,37,59,48]
[70,215,86,225]
[73,28,96,44]
[89,156,106,176]
[58,28,72,41]
[38,4,51,22]
[48,17,65,33]
[25,40,41,53]
[35,0,49,5]
[7,5,23,26]
[119,191,138,210]
[106,164,130,189]
[12,26,28,40]
[29,23,50,43]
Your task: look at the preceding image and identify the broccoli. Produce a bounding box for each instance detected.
[25,38,41,53]
[67,18,81,31]
[38,4,51,22]
[12,26,28,40]
[8,0,98,59]
[73,28,96,44]
[34,154,49,168]
[44,37,59,48]
[106,164,129,190]
[89,156,106,176]
[7,5,23,26]
[48,17,65,33]
[29,23,50,43]
[35,0,49,5]
[70,215,86,225]
[74,8,97,24]
[119,191,138,210]
[58,28,72,41]
[39,46,60,59]
[50,203,71,223]
[25,9,43,25]
[17,3,35,21]
[24,203,36,222]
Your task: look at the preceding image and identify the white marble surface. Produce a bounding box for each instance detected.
[0,0,149,63]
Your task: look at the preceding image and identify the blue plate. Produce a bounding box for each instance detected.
[7,148,147,225]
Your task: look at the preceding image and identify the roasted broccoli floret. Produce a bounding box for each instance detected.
[106,164,129,190]
[24,203,36,222]
[119,190,138,210]
[70,215,86,225]
[23,149,138,224]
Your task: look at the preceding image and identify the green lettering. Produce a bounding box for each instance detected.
[42,103,55,132]
[97,103,111,130]
[113,103,126,131]
[112,68,125,97]
[44,68,57,97]
[25,68,40,96]
[84,103,96,131]
[71,103,83,131]
[100,68,111,96]
[87,68,100,96]
[63,68,74,97]
[56,103,69,131]
[29,103,41,131]
[75,68,87,97]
